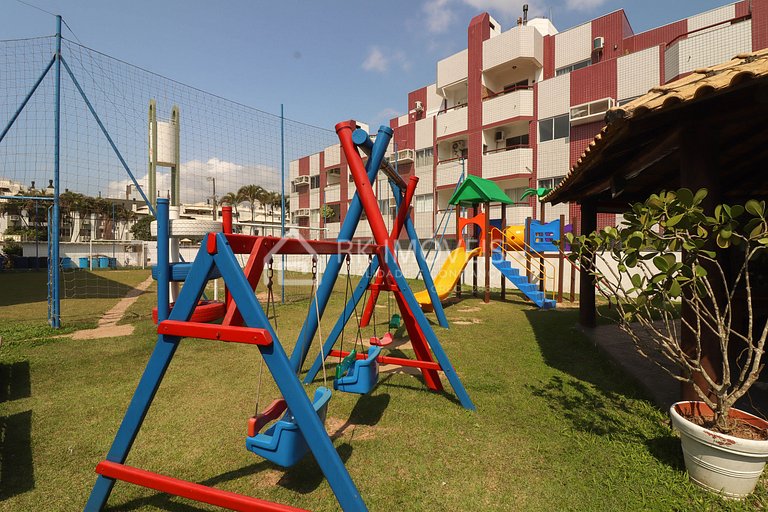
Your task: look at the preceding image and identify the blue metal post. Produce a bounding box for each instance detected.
[59,57,155,216]
[156,199,170,322]
[388,180,449,328]
[289,125,392,372]
[303,258,380,384]
[280,104,286,304]
[0,56,55,146]
[51,15,62,328]
[382,247,475,411]
[352,129,448,327]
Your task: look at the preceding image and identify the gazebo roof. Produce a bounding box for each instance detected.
[448,174,514,206]
[544,48,768,208]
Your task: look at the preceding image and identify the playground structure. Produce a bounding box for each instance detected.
[85,122,474,512]
[413,175,576,311]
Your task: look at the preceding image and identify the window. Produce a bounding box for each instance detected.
[505,134,530,149]
[502,79,529,92]
[414,194,433,213]
[504,187,527,205]
[555,59,591,76]
[538,114,569,142]
[415,147,433,167]
[538,176,565,190]
[378,198,389,215]
[310,175,320,189]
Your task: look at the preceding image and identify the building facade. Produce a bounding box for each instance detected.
[291,1,768,240]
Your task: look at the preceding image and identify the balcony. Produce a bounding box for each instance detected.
[483,25,544,70]
[325,184,340,203]
[435,158,465,188]
[435,106,467,138]
[482,147,533,180]
[437,49,468,89]
[482,88,534,126]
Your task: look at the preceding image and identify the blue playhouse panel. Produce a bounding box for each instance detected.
[334,346,382,395]
[245,386,332,468]
[529,219,563,253]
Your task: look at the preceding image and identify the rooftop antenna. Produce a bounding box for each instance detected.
[523,4,528,25]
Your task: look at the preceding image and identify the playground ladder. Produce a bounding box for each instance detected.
[491,248,556,309]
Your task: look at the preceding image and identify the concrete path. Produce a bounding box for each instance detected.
[72,275,154,340]
[586,322,768,416]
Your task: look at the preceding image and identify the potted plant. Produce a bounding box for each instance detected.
[565,188,768,498]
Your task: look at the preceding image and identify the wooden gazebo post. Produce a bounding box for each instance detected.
[579,199,597,328]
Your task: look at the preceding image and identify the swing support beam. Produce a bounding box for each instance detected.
[86,199,368,512]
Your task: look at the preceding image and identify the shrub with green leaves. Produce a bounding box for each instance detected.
[565,188,768,432]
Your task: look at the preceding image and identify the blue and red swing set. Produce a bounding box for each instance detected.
[84,121,474,512]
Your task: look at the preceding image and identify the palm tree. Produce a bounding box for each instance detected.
[237,184,265,234]
[220,191,242,218]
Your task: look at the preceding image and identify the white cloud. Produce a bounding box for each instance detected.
[106,157,282,206]
[423,0,455,33]
[564,0,609,10]
[362,46,389,73]
[369,108,402,130]
[461,0,521,17]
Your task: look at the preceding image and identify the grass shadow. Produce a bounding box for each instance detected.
[0,410,34,500]
[527,374,683,470]
[277,443,354,494]
[0,361,31,403]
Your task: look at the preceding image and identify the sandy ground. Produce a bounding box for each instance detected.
[71,275,154,340]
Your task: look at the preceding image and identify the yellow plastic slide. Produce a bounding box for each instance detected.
[414,246,482,311]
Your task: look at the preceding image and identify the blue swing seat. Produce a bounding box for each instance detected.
[333,345,382,395]
[245,386,332,468]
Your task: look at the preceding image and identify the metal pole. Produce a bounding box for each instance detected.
[51,15,62,328]
[280,104,286,304]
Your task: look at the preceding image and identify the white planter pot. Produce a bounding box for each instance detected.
[670,401,768,498]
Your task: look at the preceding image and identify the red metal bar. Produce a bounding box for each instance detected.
[336,123,391,250]
[96,461,307,512]
[223,234,379,256]
[222,206,233,234]
[329,350,442,371]
[158,320,272,345]
[360,175,418,326]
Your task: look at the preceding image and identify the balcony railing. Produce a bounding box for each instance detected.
[482,88,534,126]
[482,147,532,180]
[436,106,468,138]
[435,159,465,188]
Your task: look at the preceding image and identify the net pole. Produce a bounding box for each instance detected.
[280,103,286,304]
[51,15,62,328]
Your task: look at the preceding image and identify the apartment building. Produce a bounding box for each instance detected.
[291,1,768,240]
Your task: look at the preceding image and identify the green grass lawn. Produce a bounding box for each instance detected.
[1,270,766,511]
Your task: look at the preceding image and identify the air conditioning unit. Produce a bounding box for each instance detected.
[414,100,424,112]
[294,208,310,217]
[391,148,415,163]
[494,130,505,142]
[9,215,20,221]
[593,36,604,51]
[327,167,340,176]
[293,175,310,187]
[451,140,466,151]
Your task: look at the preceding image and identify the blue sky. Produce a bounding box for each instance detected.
[4,0,734,130]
